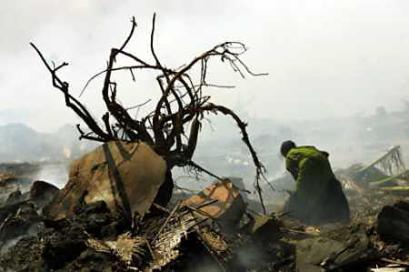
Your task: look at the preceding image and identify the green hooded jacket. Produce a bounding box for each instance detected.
[284,146,350,224]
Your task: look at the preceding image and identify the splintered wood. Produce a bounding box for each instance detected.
[182,179,246,232]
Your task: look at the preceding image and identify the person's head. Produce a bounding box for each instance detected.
[280,140,296,157]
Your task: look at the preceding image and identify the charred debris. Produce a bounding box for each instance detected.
[0,15,409,272]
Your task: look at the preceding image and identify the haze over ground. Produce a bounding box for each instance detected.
[1,1,409,184]
[1,0,409,131]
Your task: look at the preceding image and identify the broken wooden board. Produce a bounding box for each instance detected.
[182,179,246,233]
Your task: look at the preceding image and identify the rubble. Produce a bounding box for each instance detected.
[0,172,293,271]
[29,180,59,205]
[182,179,246,234]
[0,167,236,270]
[0,174,32,206]
[0,179,60,255]
[377,201,409,244]
[45,141,169,220]
[247,214,281,240]
[0,163,40,180]
[0,145,408,272]
[337,146,409,190]
[1,166,409,271]
[5,189,24,205]
[295,224,374,271]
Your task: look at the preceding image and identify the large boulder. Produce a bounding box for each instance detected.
[45,141,168,220]
[29,180,59,211]
[296,224,371,272]
[377,201,409,244]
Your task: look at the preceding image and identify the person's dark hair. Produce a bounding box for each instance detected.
[280,140,296,157]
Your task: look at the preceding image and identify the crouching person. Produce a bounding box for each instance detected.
[280,140,350,225]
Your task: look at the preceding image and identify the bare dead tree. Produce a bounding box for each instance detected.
[31,14,271,213]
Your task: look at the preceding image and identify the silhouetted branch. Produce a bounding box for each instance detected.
[32,14,270,213]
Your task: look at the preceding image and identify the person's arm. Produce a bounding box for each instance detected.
[286,155,299,180]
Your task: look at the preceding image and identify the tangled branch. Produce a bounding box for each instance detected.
[31,14,269,213]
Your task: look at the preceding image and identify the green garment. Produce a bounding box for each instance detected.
[284,146,350,225]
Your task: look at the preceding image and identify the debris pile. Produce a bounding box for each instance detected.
[0,142,409,271]
[45,141,169,220]
[0,140,293,271]
[0,177,284,271]
[2,14,408,271]
[337,146,409,192]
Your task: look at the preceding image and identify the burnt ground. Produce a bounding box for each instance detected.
[0,171,409,271]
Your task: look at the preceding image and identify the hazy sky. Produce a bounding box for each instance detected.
[1,0,409,132]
